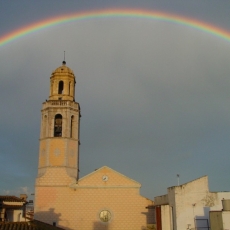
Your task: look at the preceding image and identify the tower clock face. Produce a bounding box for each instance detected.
[102,175,108,181]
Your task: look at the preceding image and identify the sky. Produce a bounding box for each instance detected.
[1,0,230,200]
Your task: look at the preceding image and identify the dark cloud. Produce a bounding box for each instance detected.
[1,1,230,199]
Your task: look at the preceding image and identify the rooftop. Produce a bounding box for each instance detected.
[0,196,25,203]
[0,220,64,230]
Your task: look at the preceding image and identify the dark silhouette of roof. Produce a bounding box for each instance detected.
[0,196,25,203]
[0,220,64,230]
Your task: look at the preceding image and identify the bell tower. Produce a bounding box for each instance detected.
[38,61,80,180]
[35,61,80,189]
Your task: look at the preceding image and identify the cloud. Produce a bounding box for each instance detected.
[1,19,230,198]
[1,186,31,197]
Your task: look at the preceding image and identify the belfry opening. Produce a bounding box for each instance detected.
[58,81,64,94]
[54,114,62,137]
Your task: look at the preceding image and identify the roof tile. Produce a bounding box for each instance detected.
[0,220,64,230]
[0,196,25,203]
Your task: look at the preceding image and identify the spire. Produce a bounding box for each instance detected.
[62,51,66,65]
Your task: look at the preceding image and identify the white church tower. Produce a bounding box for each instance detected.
[34,61,81,226]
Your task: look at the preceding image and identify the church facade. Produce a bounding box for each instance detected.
[34,62,154,230]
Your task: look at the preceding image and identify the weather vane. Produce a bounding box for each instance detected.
[63,51,66,65]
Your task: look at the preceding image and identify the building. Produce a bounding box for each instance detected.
[0,220,64,230]
[209,199,230,230]
[0,195,27,222]
[0,194,34,223]
[34,61,155,230]
[154,176,230,230]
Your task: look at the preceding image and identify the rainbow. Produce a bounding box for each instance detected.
[1,8,230,47]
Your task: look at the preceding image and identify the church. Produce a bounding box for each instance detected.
[34,61,155,230]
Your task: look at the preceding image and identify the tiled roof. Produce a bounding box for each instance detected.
[0,222,36,230]
[0,196,25,202]
[0,220,64,230]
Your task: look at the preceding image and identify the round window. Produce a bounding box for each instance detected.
[99,210,111,222]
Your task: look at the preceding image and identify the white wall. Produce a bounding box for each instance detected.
[222,212,230,229]
[168,176,211,230]
[161,205,171,230]
[155,176,230,230]
[6,209,24,222]
[210,192,230,211]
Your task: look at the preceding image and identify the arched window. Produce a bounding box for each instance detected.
[54,114,62,137]
[58,81,64,94]
[70,115,74,138]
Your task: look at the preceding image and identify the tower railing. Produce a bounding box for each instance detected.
[42,100,79,109]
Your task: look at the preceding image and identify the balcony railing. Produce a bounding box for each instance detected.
[42,100,79,109]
